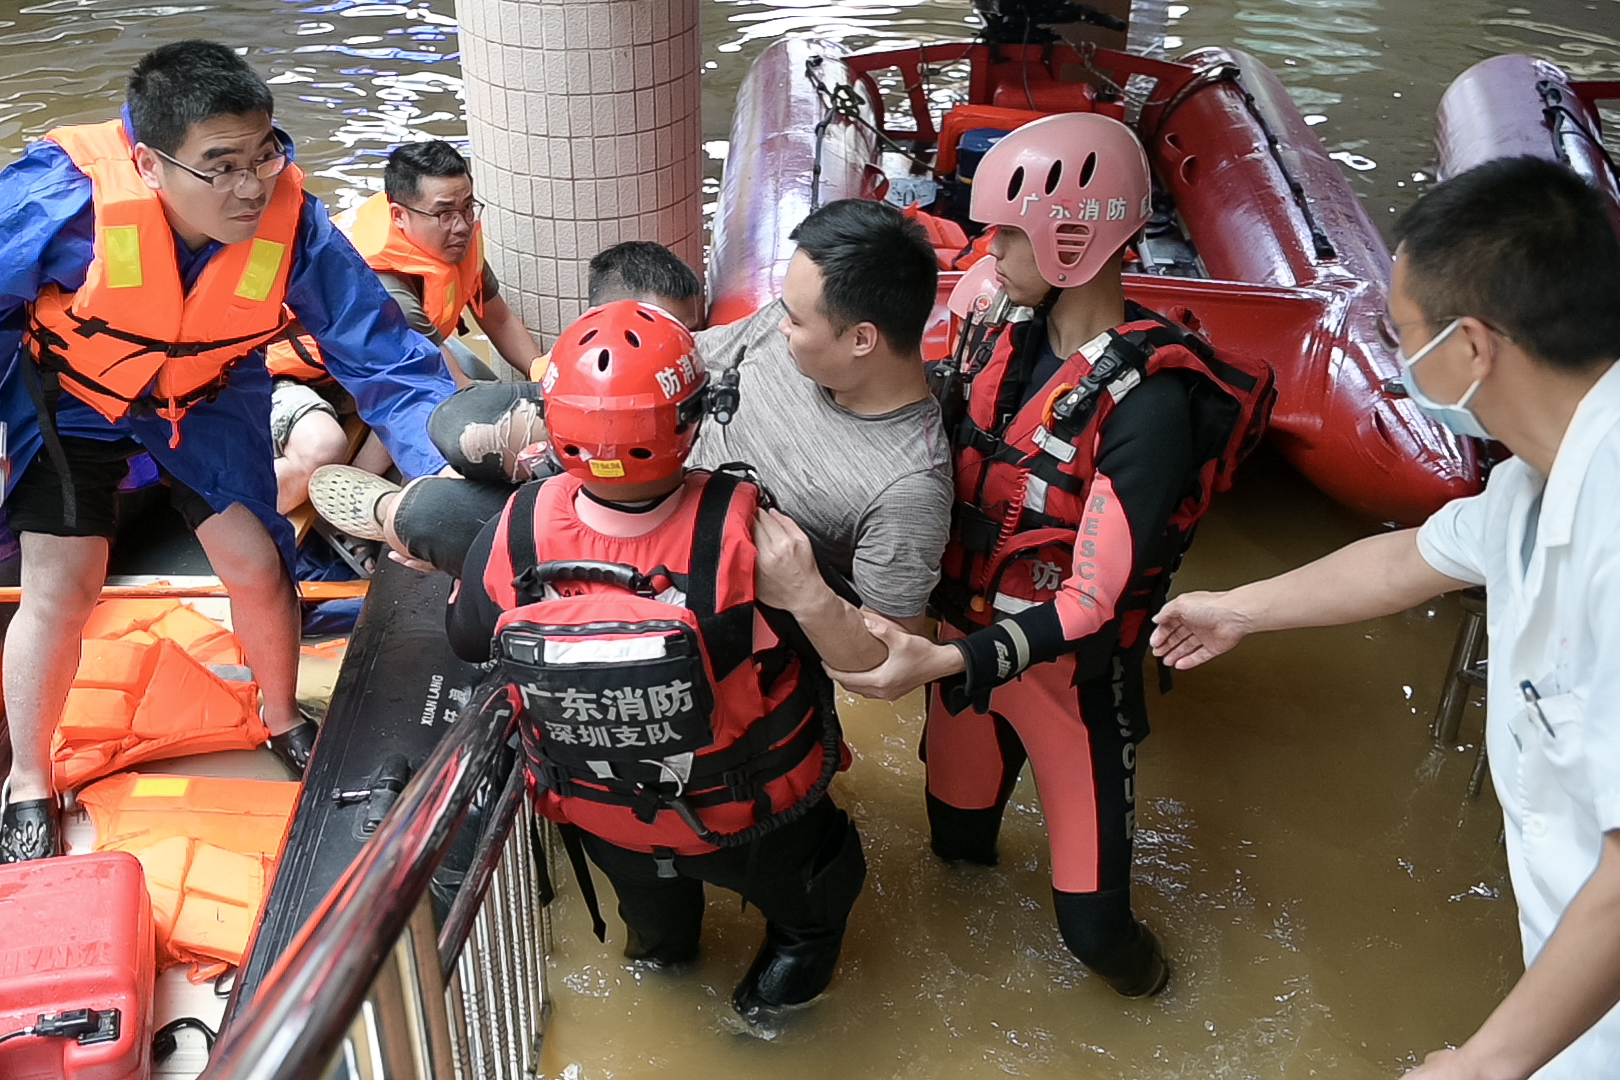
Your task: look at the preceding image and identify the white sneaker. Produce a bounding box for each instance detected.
[307,465,399,542]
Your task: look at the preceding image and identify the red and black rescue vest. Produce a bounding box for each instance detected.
[483,468,842,857]
[936,302,1275,634]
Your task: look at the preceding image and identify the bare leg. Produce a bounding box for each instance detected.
[275,410,351,514]
[377,489,405,551]
[194,504,300,737]
[2,534,108,801]
[352,430,392,477]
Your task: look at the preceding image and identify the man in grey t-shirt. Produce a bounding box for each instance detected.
[312,200,950,629]
[691,294,949,625]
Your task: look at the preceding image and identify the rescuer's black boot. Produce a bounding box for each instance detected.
[1053,887,1171,998]
[730,924,845,1023]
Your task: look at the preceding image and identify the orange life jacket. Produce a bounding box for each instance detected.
[78,772,299,978]
[264,321,328,382]
[900,203,993,271]
[24,120,303,444]
[338,190,485,339]
[53,599,268,791]
[937,303,1275,641]
[484,469,842,856]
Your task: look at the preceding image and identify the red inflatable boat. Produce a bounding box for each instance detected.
[709,33,1483,526]
[1437,54,1620,228]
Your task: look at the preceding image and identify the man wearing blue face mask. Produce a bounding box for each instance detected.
[1147,155,1620,1080]
[1396,316,1493,440]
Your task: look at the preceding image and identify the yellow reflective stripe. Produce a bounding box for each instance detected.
[131,776,190,798]
[444,277,458,321]
[103,225,143,289]
[235,238,287,302]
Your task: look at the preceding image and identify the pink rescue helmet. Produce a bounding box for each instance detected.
[969,112,1152,289]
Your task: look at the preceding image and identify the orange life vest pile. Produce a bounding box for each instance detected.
[52,599,268,791]
[78,772,299,979]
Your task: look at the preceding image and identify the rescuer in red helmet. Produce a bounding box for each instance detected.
[825,113,1275,996]
[444,299,886,1025]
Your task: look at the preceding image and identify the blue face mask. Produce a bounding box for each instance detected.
[1397,317,1491,440]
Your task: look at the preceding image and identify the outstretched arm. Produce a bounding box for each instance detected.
[477,294,545,378]
[754,509,888,674]
[1150,528,1467,670]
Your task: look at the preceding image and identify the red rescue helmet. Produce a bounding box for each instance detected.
[970,112,1151,289]
[541,300,707,485]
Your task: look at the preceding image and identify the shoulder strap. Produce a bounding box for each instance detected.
[505,480,545,603]
[687,470,756,680]
[1122,302,1260,394]
[1044,329,1151,444]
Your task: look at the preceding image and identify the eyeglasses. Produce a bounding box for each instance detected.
[152,136,290,194]
[399,199,484,230]
[1378,311,1513,351]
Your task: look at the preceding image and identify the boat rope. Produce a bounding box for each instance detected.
[1537,79,1620,185]
[1144,59,1337,263]
[1234,72,1339,261]
[804,54,938,210]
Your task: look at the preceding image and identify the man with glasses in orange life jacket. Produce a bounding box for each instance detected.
[0,40,455,863]
[446,301,886,1024]
[268,140,547,514]
[824,114,1273,996]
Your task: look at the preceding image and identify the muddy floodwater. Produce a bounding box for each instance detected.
[535,448,1519,1079]
[4,0,1618,1075]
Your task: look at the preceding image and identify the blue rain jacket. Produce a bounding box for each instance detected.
[0,122,454,569]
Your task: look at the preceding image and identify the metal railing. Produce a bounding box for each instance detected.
[201,685,554,1080]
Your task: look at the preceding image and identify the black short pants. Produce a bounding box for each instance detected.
[8,436,214,539]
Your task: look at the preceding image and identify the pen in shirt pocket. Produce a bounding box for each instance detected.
[1519,679,1556,739]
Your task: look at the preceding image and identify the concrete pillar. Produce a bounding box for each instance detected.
[457,0,703,342]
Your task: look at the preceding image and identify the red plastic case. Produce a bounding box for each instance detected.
[0,851,154,1080]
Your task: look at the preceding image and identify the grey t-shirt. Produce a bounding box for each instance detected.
[379,263,501,346]
[689,301,953,619]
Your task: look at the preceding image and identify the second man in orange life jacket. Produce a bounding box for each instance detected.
[268,140,546,514]
[445,301,888,1026]
[0,41,456,863]
[824,114,1274,996]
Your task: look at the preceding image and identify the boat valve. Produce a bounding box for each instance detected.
[331,753,414,837]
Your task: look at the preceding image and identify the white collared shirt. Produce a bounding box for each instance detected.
[1418,359,1620,1078]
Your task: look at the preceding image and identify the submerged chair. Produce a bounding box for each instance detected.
[1432,586,1490,797]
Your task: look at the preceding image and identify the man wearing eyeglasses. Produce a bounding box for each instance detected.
[268,140,543,517]
[340,140,541,385]
[0,39,456,862]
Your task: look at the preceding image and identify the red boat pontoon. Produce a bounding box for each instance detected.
[709,30,1484,526]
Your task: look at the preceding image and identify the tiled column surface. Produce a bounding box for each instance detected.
[458,0,703,342]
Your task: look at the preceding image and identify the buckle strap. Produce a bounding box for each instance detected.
[953,415,1002,456]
